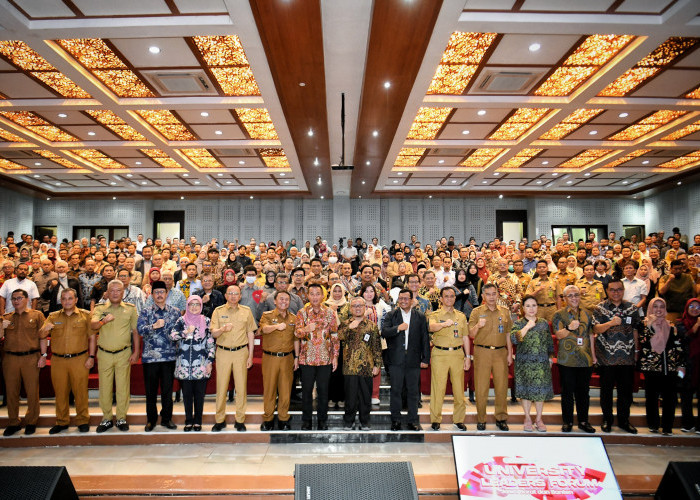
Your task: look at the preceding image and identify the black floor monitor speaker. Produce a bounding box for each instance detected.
[295,461,419,500]
[0,466,79,500]
[655,461,700,500]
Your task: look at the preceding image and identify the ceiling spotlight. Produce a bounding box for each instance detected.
[34,162,41,166]
[542,161,549,165]
[372,130,379,137]
[214,130,223,135]
[55,182,61,186]
[633,196,637,199]
[33,174,40,178]
[57,113,67,118]
[110,182,117,185]
[238,160,245,165]
[149,46,160,54]
[314,157,319,166]
[588,130,598,135]
[618,112,629,118]
[383,81,391,89]
[217,173,223,176]
[87,131,96,136]
[307,129,314,137]
[493,172,499,176]
[141,181,147,185]
[194,181,200,185]
[677,181,682,185]
[317,177,322,185]
[566,195,571,199]
[46,197,50,201]
[438,160,444,164]
[529,43,541,52]
[200,111,209,117]
[112,196,116,200]
[622,180,628,184]
[181,196,185,200]
[358,196,362,199]
[284,180,289,184]
[225,181,232,184]
[451,180,457,183]
[481,180,488,184]
[536,181,543,184]
[126,173,133,177]
[366,161,370,166]
[642,160,649,165]
[134,162,141,166]
[551,172,558,176]
[566,180,573,184]
[250,195,254,199]
[279,172,286,176]
[477,110,486,116]
[320,196,324,199]
[584,173,591,176]
[461,130,470,135]
[393,180,399,183]
[183,173,189,177]
[397,172,403,175]
[299,82,306,87]
[361,180,366,185]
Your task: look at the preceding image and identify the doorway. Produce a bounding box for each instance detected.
[496,210,528,243]
[153,211,185,240]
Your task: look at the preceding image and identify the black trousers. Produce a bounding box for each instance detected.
[389,364,420,423]
[559,365,592,424]
[143,361,175,424]
[644,371,678,433]
[680,356,699,429]
[328,347,345,403]
[598,364,634,425]
[344,374,372,426]
[300,364,331,424]
[180,378,207,425]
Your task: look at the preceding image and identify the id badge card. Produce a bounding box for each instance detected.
[363,333,371,342]
[625,316,632,325]
[454,329,459,338]
[577,337,583,346]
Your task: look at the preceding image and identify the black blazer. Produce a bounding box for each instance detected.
[41,277,82,312]
[381,307,430,367]
[135,258,152,276]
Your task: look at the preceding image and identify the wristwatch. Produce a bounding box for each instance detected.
[41,352,48,357]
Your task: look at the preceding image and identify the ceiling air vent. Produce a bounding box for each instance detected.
[141,69,218,96]
[472,69,545,94]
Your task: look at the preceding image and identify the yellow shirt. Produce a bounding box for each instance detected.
[525,276,561,306]
[211,303,257,348]
[93,301,138,350]
[427,308,467,349]
[258,309,296,352]
[44,308,94,355]
[468,304,513,347]
[576,279,605,312]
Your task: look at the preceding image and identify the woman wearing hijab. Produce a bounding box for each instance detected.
[217,268,238,295]
[454,268,479,318]
[678,298,700,433]
[638,297,686,435]
[635,263,655,311]
[466,263,484,303]
[171,295,216,432]
[263,271,277,294]
[325,283,350,409]
[475,257,490,283]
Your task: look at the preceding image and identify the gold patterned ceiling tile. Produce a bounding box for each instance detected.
[599,37,700,97]
[29,72,92,99]
[538,108,604,140]
[180,148,223,169]
[134,110,195,141]
[655,151,700,170]
[489,108,549,141]
[0,158,28,171]
[0,111,78,142]
[458,148,504,170]
[140,148,183,168]
[608,110,688,141]
[85,110,147,141]
[34,150,84,169]
[259,148,290,169]
[595,149,651,170]
[686,86,700,99]
[393,147,426,167]
[235,108,279,140]
[498,148,543,170]
[67,149,126,169]
[660,120,700,141]
[426,32,497,95]
[556,149,612,171]
[406,107,453,141]
[57,38,154,98]
[0,128,26,142]
[192,36,260,96]
[534,35,634,97]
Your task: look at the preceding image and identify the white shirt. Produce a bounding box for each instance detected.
[0,277,40,313]
[400,308,412,350]
[435,269,455,289]
[341,245,357,261]
[621,277,648,305]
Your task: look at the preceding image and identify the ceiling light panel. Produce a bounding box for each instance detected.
[259,148,291,169]
[607,110,688,141]
[406,107,452,140]
[0,128,26,142]
[235,108,279,140]
[555,149,613,171]
[595,149,651,170]
[660,120,700,140]
[0,111,79,142]
[654,150,700,170]
[488,108,549,140]
[459,148,505,170]
[393,147,426,167]
[499,148,543,170]
[0,158,29,171]
[140,149,183,169]
[134,109,195,141]
[192,36,260,96]
[427,32,497,95]
[85,110,147,141]
[180,148,223,169]
[67,149,127,169]
[538,108,604,140]
[34,149,84,169]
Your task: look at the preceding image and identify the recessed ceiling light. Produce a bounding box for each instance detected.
[536,181,543,184]
[320,196,324,199]
[110,182,117,185]
[134,162,141,166]
[529,43,541,52]
[284,180,289,184]
[225,181,232,184]
[584,173,591,176]
[498,194,503,199]
[481,180,488,184]
[55,182,61,186]
[383,81,391,89]
[588,130,598,135]
[238,160,245,165]
[542,161,549,165]
[633,196,637,199]
[250,195,254,199]
[552,173,558,176]
[358,196,362,199]
[181,196,185,200]
[307,129,314,137]
[397,171,403,176]
[461,130,470,135]
[33,174,40,178]
[217,173,223,177]
[214,130,223,135]
[477,110,486,116]
[642,160,649,165]
[112,196,116,200]
[493,172,499,176]
[314,157,319,166]
[393,180,399,183]
[566,180,573,184]
[141,181,147,185]
[87,131,96,136]
[279,172,286,176]
[372,130,379,137]
[361,180,366,185]
[677,181,682,185]
[622,180,628,184]
[451,180,457,183]
[618,112,629,118]
[126,173,133,177]
[194,181,200,185]
[438,160,444,164]
[57,113,67,118]
[566,195,571,199]
[46,197,50,201]
[149,46,160,54]
[299,82,306,87]
[34,162,41,166]
[366,161,370,166]
[200,111,209,117]
[317,177,322,185]
[183,173,189,177]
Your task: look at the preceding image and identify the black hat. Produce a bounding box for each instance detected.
[151,280,167,291]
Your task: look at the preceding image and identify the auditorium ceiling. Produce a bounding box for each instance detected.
[0,0,699,200]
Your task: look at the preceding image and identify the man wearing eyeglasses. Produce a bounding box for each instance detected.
[552,285,596,434]
[592,279,642,434]
[210,284,257,432]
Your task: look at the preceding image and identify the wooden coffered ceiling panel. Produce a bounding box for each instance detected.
[0,0,699,199]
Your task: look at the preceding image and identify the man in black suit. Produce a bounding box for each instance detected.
[41,260,82,313]
[135,245,153,277]
[382,289,430,431]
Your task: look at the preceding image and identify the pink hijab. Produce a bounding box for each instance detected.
[646,297,672,354]
[184,295,207,335]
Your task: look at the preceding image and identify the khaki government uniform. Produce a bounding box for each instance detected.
[2,309,47,426]
[468,304,513,423]
[93,301,138,421]
[258,309,296,422]
[44,308,94,426]
[427,308,468,425]
[525,276,561,322]
[514,273,532,293]
[576,279,605,312]
[211,303,257,424]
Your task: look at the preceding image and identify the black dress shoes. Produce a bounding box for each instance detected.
[561,423,573,433]
[317,422,328,431]
[49,425,69,435]
[601,421,612,433]
[431,423,440,431]
[161,420,177,430]
[454,423,467,431]
[578,422,596,434]
[301,421,312,431]
[279,420,292,431]
[144,422,155,432]
[406,422,422,431]
[476,422,486,431]
[78,424,90,433]
[619,423,637,434]
[3,425,21,437]
[212,422,227,432]
[234,422,247,432]
[495,420,509,431]
[24,425,36,435]
[391,421,402,431]
[260,421,274,431]
[184,425,193,432]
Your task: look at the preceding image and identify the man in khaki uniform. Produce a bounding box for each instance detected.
[211,284,257,432]
[91,280,139,433]
[1,289,48,436]
[42,288,96,434]
[525,261,561,322]
[577,263,605,312]
[551,257,578,308]
[33,258,57,316]
[469,283,513,431]
[258,291,299,431]
[427,287,470,431]
[512,260,531,291]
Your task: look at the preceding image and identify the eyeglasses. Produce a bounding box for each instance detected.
[226,292,241,296]
[608,288,624,293]
[565,294,580,298]
[10,296,25,301]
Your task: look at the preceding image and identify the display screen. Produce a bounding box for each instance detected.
[452,436,622,499]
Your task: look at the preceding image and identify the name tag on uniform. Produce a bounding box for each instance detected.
[54,322,63,325]
[626,316,632,324]
[363,333,371,342]
[221,315,229,319]
[577,337,583,346]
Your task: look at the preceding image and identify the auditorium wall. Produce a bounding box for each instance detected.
[0,184,697,244]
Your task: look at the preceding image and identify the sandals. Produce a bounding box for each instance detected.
[535,420,547,432]
[523,420,533,432]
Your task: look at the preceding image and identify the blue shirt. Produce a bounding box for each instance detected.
[522,258,537,274]
[137,303,181,363]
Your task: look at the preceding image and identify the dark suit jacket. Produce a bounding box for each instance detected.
[41,277,82,312]
[135,258,152,276]
[381,307,430,367]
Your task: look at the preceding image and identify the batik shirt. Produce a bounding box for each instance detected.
[137,303,181,363]
[337,318,382,377]
[170,316,215,380]
[592,300,641,366]
[295,303,339,366]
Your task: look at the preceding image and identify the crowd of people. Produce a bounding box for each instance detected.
[0,228,698,436]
